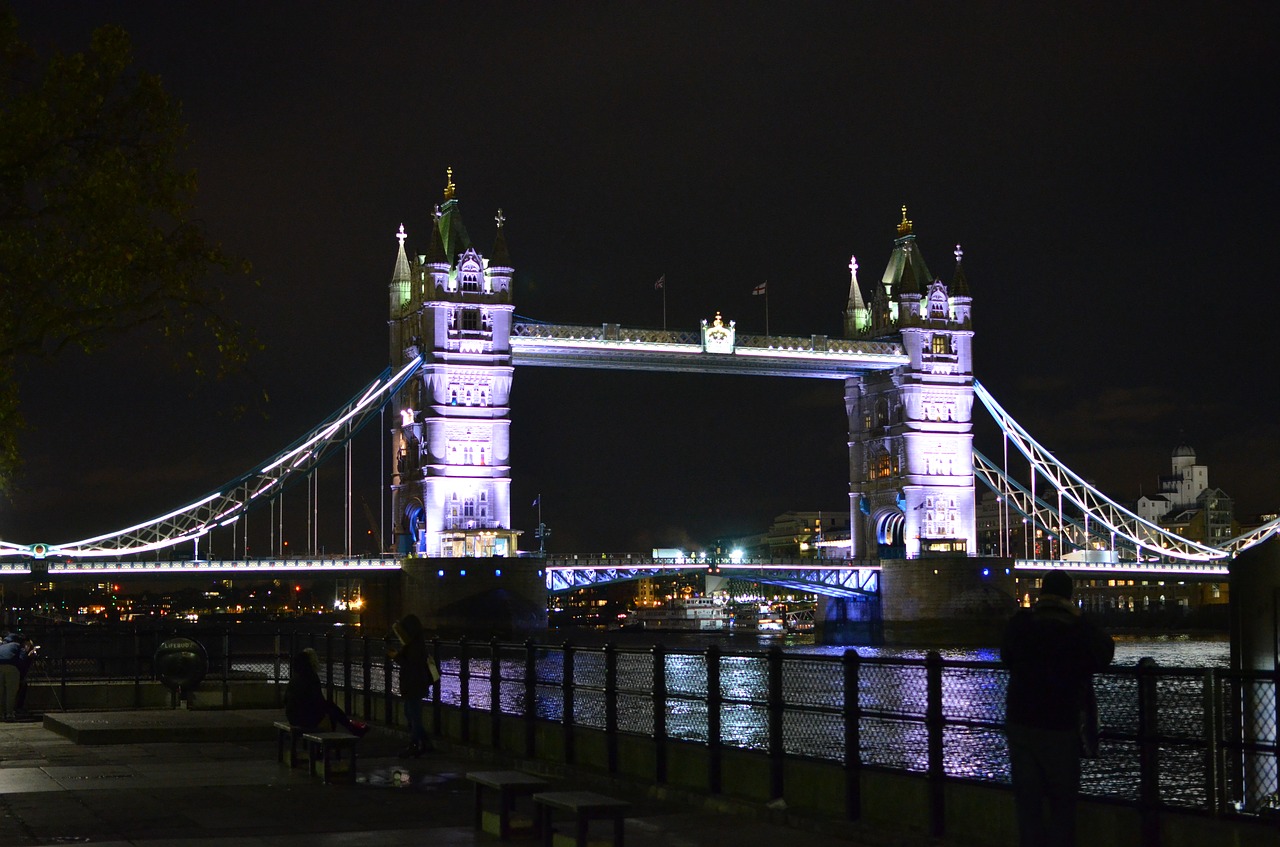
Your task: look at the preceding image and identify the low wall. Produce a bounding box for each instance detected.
[435,705,1279,847]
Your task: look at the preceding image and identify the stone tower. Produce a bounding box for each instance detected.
[845,208,976,561]
[388,170,520,557]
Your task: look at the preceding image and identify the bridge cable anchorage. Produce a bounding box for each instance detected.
[2,357,424,559]
[973,380,1242,563]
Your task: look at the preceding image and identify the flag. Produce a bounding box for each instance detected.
[654,275,665,290]
[532,496,540,507]
[752,281,767,296]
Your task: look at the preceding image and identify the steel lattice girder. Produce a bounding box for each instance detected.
[545,564,878,597]
[4,358,423,559]
[974,380,1228,562]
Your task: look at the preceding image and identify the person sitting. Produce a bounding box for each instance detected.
[283,648,367,736]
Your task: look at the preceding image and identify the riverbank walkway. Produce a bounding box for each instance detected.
[0,709,952,847]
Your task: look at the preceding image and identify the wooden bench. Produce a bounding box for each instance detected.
[467,770,550,839]
[302,731,358,783]
[273,721,309,768]
[532,791,630,847]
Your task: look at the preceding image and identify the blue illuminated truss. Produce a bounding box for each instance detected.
[544,558,879,598]
[0,357,423,560]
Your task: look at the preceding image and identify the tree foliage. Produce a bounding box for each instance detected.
[0,10,255,495]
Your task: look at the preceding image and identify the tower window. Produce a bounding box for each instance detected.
[460,309,480,331]
[931,334,952,355]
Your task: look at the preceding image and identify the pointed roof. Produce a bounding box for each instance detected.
[950,244,970,297]
[423,209,448,265]
[490,208,511,268]
[880,207,933,297]
[391,224,411,283]
[846,255,866,311]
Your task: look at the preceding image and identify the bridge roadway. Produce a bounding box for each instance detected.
[1,554,1230,586]
[509,321,908,377]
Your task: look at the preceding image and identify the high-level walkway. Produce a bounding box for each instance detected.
[0,709,949,847]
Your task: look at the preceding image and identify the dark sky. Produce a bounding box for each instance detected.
[5,2,1278,555]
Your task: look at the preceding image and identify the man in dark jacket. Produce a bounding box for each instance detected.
[1001,570,1114,847]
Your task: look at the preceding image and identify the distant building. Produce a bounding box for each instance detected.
[718,510,850,559]
[1135,444,1238,546]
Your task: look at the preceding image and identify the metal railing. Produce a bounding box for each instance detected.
[23,628,1279,826]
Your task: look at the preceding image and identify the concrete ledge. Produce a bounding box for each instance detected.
[43,708,279,745]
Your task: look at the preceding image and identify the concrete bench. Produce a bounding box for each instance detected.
[302,731,358,783]
[273,721,309,768]
[532,791,630,847]
[468,770,551,839]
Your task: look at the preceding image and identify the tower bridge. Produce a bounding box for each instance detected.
[4,172,1278,642]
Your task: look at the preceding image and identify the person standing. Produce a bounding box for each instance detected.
[0,633,30,720]
[389,614,432,756]
[1001,570,1114,847]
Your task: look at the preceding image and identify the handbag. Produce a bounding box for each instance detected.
[426,655,441,685]
[1078,681,1100,758]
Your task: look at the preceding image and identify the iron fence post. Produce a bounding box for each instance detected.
[652,643,666,784]
[562,642,576,765]
[1202,668,1221,816]
[273,632,282,707]
[524,638,537,758]
[132,630,141,709]
[1137,657,1160,847]
[430,636,442,737]
[459,636,471,744]
[491,637,502,750]
[361,635,372,720]
[843,648,863,821]
[341,631,352,715]
[382,638,394,727]
[604,643,618,775]
[706,644,722,794]
[221,630,230,709]
[767,645,785,801]
[925,650,945,838]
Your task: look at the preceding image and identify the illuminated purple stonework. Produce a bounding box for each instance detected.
[845,212,976,560]
[387,174,519,557]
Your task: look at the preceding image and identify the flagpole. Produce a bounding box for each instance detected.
[765,285,770,336]
[663,285,667,330]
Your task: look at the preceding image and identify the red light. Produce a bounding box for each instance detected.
[294,585,301,592]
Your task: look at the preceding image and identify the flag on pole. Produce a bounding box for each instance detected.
[752,281,767,296]
[532,496,540,507]
[654,275,665,290]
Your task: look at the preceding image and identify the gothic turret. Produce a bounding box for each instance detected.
[846,208,976,561]
[388,169,519,558]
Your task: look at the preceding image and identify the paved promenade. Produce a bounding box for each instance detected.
[0,709,950,847]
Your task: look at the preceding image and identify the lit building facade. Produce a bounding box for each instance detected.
[388,171,520,557]
[845,209,976,561]
[1135,444,1238,547]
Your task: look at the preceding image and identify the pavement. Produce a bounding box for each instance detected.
[0,708,954,847]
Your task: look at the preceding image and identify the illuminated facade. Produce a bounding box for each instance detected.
[388,171,519,557]
[846,209,976,560]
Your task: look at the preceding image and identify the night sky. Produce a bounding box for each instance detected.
[5,2,1278,556]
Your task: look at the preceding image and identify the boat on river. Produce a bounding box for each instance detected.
[625,597,733,631]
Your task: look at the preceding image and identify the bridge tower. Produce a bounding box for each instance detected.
[845,209,976,562]
[387,170,520,557]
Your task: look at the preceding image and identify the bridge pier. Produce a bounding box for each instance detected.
[814,595,883,645]
[878,556,1017,645]
[398,557,547,638]
[1229,536,1280,812]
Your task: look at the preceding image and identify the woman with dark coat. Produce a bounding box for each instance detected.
[283,648,367,735]
[389,614,432,756]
